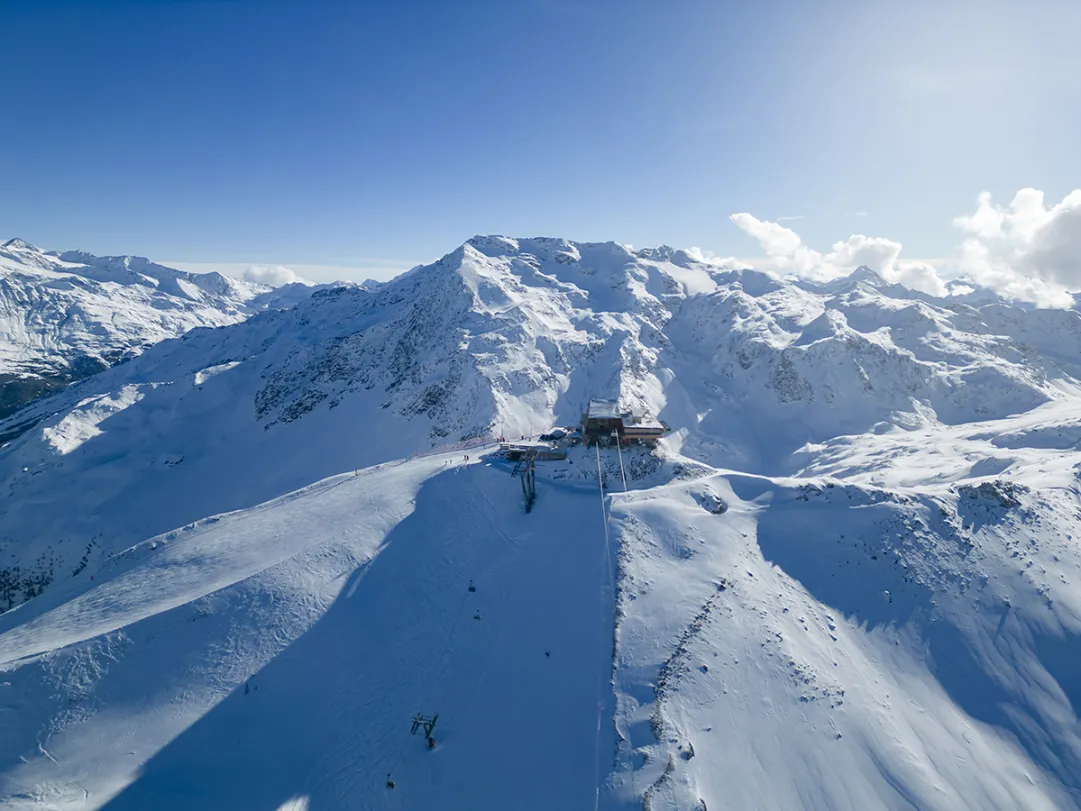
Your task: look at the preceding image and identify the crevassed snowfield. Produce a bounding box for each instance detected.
[2,236,1080,809]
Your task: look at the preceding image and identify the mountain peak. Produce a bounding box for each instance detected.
[811,265,893,296]
[1,237,40,252]
[847,265,887,286]
[466,234,520,256]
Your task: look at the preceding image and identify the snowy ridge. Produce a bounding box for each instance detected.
[0,239,319,419]
[1,234,1081,809]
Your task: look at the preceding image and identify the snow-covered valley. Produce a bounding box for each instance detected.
[2,235,1080,809]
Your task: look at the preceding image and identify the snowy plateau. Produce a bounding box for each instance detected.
[0,238,320,421]
[1,235,1081,810]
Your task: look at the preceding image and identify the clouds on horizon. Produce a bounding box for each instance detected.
[953,189,1081,307]
[170,189,1081,308]
[728,213,948,297]
[730,187,1081,307]
[166,259,417,287]
[239,264,306,287]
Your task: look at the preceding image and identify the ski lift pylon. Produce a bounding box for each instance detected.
[411,712,438,738]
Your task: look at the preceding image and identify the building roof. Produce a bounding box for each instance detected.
[621,410,664,433]
[622,422,665,435]
[586,399,621,420]
[501,441,549,450]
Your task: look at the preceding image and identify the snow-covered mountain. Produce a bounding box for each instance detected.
[0,238,316,419]
[2,235,1080,809]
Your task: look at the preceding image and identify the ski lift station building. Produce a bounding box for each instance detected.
[582,399,623,443]
[582,399,666,445]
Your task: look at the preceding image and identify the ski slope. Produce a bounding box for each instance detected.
[0,452,617,810]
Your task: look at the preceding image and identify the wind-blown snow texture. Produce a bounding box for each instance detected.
[2,235,1080,810]
[0,238,320,420]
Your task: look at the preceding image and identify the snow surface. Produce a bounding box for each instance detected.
[1,452,617,809]
[1,234,1081,809]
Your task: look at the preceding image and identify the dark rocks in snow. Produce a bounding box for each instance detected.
[956,479,1025,509]
[0,548,58,612]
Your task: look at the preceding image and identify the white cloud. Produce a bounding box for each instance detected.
[952,191,1004,239]
[893,260,949,298]
[952,188,1081,307]
[730,187,1081,306]
[164,259,416,286]
[683,246,740,266]
[729,213,802,258]
[239,264,305,287]
[825,234,903,275]
[728,213,948,296]
[728,213,821,275]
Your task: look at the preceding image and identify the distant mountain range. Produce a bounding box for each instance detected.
[0,238,322,418]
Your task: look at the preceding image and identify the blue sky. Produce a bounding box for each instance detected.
[2,0,1079,282]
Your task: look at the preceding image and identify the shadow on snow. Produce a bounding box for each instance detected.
[100,463,617,811]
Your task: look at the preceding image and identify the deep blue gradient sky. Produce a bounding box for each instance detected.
[2,0,1078,272]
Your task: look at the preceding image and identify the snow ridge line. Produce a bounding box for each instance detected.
[407,435,498,460]
[651,580,727,739]
[641,753,676,811]
[100,468,368,574]
[636,578,729,809]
